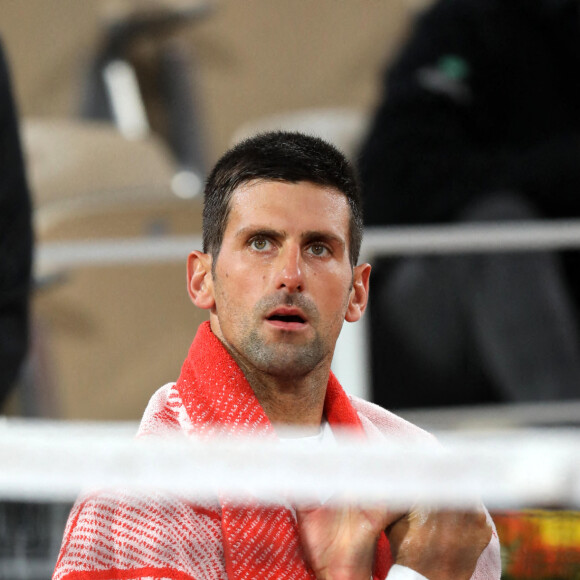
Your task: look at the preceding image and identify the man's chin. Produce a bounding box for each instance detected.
[250,343,324,377]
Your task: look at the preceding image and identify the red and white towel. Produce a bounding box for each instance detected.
[53,321,499,579]
[54,322,392,579]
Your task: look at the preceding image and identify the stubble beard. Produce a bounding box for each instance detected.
[241,326,326,378]
[236,291,328,378]
[213,268,352,379]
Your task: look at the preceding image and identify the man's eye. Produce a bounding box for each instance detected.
[251,238,270,251]
[308,244,329,256]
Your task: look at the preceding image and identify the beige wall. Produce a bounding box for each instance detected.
[1,0,414,163]
[0,1,101,117]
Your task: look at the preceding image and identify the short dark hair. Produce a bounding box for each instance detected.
[202,131,363,266]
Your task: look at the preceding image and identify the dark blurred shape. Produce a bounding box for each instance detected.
[359,0,580,408]
[0,39,33,410]
[0,500,72,580]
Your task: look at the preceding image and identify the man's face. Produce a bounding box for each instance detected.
[203,180,368,379]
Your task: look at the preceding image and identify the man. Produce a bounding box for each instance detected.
[54,132,499,579]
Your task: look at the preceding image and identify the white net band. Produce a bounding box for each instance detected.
[1,418,579,508]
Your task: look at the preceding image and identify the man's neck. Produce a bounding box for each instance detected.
[232,352,329,436]
[208,317,331,434]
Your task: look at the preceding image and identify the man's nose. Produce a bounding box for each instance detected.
[275,244,304,292]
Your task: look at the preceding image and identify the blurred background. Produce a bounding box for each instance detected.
[0,0,422,422]
[2,0,416,163]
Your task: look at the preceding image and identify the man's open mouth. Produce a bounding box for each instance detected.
[267,314,306,324]
[265,306,308,327]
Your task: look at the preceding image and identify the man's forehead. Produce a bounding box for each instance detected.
[229,179,348,207]
[223,179,351,240]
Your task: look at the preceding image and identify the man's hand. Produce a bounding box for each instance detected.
[297,503,493,580]
[387,508,493,580]
[296,502,400,580]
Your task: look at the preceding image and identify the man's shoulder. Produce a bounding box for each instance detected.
[348,395,437,445]
[137,382,192,438]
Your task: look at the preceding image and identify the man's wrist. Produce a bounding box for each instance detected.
[386,564,429,580]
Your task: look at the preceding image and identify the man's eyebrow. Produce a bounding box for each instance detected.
[235,227,286,241]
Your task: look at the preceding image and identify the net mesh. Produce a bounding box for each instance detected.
[3,505,580,579]
[0,501,71,580]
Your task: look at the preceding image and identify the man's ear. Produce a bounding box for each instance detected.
[187,250,215,310]
[345,263,371,323]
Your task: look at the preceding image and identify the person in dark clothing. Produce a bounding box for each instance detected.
[0,39,33,410]
[359,0,580,408]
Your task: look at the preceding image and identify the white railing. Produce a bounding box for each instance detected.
[35,219,580,400]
